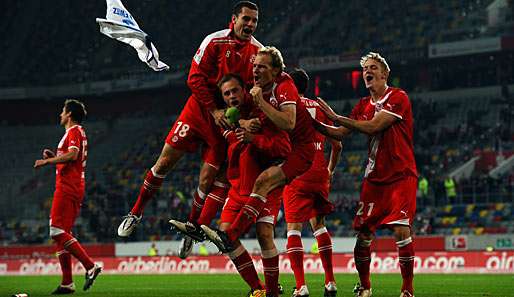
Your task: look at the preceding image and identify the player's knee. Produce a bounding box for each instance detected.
[254,172,274,193]
[309,216,325,231]
[256,224,274,248]
[49,225,65,238]
[393,226,411,241]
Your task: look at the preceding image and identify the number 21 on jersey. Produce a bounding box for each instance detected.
[356,202,374,217]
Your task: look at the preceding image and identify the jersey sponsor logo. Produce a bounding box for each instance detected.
[172,136,178,143]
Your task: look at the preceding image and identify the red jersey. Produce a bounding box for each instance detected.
[55,125,87,199]
[188,28,263,110]
[264,73,316,145]
[290,97,331,184]
[350,87,417,184]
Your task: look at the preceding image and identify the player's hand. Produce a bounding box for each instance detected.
[250,86,264,107]
[211,109,232,130]
[43,149,55,159]
[239,118,261,133]
[235,128,254,143]
[34,159,48,168]
[316,97,339,121]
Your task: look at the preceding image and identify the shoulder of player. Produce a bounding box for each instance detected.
[199,29,232,48]
[250,36,263,49]
[388,87,409,100]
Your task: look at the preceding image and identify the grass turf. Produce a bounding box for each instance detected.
[1,273,514,297]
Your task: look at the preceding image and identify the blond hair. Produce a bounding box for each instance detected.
[360,52,390,73]
[258,46,286,72]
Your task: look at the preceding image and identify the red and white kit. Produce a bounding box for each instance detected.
[283,97,335,223]
[51,125,87,233]
[350,87,418,232]
[262,73,317,181]
[165,28,262,168]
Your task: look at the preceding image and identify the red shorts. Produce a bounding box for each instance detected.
[165,97,226,169]
[221,187,282,226]
[49,191,82,233]
[283,180,334,223]
[280,142,315,182]
[353,176,417,233]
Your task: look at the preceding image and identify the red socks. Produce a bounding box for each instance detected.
[397,237,415,294]
[196,181,229,226]
[286,230,305,288]
[56,246,72,285]
[354,239,372,289]
[228,245,263,290]
[52,232,94,271]
[314,227,335,285]
[131,168,165,215]
[188,188,207,222]
[262,248,280,297]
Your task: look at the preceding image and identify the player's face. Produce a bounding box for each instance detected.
[59,107,70,126]
[362,59,388,89]
[220,78,244,108]
[232,7,258,41]
[253,53,279,88]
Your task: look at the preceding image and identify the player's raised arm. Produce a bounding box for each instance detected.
[328,138,342,178]
[251,86,296,131]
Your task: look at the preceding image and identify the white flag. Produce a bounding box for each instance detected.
[96,0,169,71]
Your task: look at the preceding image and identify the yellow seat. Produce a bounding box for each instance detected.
[466,204,475,214]
[495,203,505,211]
[444,205,453,214]
[474,227,484,235]
[479,210,488,218]
[452,227,461,235]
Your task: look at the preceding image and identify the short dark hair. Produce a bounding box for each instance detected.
[218,73,245,89]
[64,99,87,123]
[233,1,258,16]
[289,68,309,95]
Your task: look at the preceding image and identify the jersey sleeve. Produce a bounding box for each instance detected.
[276,81,299,108]
[66,128,82,152]
[187,38,219,111]
[381,90,409,120]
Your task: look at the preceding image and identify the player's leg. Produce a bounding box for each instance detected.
[310,216,337,297]
[219,221,264,293]
[226,166,286,241]
[196,169,230,226]
[392,225,415,297]
[353,229,374,297]
[50,196,101,291]
[118,143,185,237]
[256,222,280,297]
[52,243,75,294]
[286,222,309,297]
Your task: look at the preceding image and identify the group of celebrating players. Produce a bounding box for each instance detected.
[35,1,418,297]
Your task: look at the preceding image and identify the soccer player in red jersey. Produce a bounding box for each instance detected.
[118,1,262,257]
[314,52,418,297]
[33,99,101,294]
[216,73,291,297]
[202,47,318,256]
[283,69,342,297]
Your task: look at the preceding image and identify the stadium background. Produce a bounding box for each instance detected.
[0,0,513,296]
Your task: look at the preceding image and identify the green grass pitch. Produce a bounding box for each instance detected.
[1,273,513,297]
